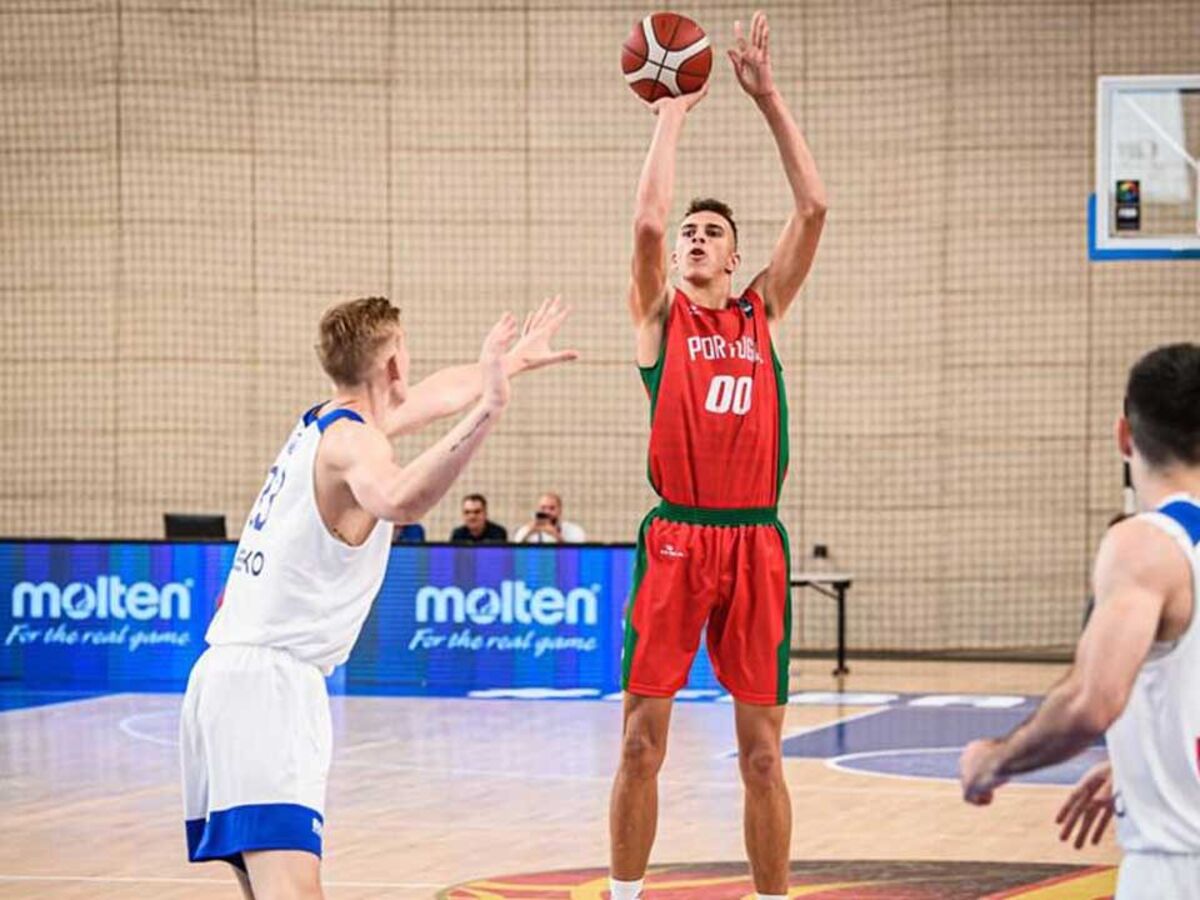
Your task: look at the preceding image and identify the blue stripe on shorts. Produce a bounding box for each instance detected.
[186,802,324,870]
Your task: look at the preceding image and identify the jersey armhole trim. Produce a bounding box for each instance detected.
[1158,500,1200,546]
[316,409,365,432]
[638,305,670,415]
[302,404,323,427]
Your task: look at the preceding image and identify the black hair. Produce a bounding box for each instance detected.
[462,493,487,508]
[1125,342,1200,468]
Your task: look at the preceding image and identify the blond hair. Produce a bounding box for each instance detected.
[316,296,401,386]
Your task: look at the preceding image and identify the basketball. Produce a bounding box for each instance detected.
[621,12,712,102]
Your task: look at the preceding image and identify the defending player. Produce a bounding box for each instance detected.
[181,296,575,900]
[608,12,826,900]
[959,343,1200,899]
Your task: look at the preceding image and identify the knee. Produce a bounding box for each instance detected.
[738,744,783,790]
[619,728,666,781]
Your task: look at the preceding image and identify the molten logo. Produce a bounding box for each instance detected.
[415,580,599,627]
[11,576,193,621]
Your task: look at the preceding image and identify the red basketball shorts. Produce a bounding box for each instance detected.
[621,502,792,705]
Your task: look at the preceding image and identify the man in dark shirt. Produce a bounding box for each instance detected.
[449,493,507,543]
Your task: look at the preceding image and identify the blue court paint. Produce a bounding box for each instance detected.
[783,699,1106,786]
[0,685,107,712]
[830,746,1107,786]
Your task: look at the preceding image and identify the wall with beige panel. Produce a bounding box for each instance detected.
[2,1,1196,652]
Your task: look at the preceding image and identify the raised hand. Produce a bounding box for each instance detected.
[728,10,775,99]
[479,313,518,411]
[646,79,710,117]
[506,295,579,374]
[1056,761,1115,849]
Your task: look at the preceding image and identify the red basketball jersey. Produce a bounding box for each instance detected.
[642,287,788,508]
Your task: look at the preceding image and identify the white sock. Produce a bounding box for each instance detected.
[757,895,788,900]
[609,877,643,900]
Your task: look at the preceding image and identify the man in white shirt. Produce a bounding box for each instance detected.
[514,492,587,543]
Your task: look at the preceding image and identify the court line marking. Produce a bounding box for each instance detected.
[118,710,177,748]
[334,757,948,796]
[0,874,442,888]
[824,746,1107,789]
[121,705,943,795]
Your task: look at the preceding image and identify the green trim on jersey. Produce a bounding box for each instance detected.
[637,314,669,420]
[639,310,669,491]
[654,500,778,527]
[771,345,789,500]
[621,509,657,690]
[773,521,793,705]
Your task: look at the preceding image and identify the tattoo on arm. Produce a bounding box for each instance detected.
[448,411,491,454]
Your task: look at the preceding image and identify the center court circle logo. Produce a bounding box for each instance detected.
[440,860,1117,899]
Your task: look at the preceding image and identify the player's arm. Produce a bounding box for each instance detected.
[629,86,709,328]
[337,316,516,523]
[958,518,1187,804]
[381,297,576,438]
[731,12,827,321]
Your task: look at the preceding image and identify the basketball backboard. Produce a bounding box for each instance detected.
[1090,74,1200,261]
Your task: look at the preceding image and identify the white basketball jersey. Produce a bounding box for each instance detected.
[206,405,394,675]
[1106,493,1200,854]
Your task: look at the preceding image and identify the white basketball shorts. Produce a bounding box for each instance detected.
[1117,851,1200,899]
[180,644,332,869]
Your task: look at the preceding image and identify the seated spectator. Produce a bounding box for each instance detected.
[513,492,586,544]
[393,522,426,543]
[449,493,507,543]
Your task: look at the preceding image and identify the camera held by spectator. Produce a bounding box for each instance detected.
[514,492,586,544]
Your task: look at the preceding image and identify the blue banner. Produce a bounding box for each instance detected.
[0,542,720,697]
[0,542,231,691]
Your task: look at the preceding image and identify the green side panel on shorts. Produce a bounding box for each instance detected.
[774,521,793,705]
[772,345,790,501]
[621,509,657,690]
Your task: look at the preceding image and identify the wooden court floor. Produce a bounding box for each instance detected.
[0,661,1119,899]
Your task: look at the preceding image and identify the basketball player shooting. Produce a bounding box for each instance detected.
[959,344,1200,899]
[180,296,575,900]
[609,11,826,900]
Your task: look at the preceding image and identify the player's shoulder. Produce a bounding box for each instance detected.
[1096,515,1191,590]
[316,411,389,467]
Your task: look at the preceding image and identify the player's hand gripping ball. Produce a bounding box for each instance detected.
[621,12,712,102]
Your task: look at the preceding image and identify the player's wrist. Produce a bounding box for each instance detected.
[753,86,784,108]
[480,389,509,414]
[980,739,1007,782]
[654,102,688,124]
[501,353,525,378]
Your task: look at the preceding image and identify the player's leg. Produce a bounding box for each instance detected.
[734,700,791,895]
[186,646,332,895]
[708,521,793,895]
[233,866,256,900]
[610,692,674,883]
[182,651,260,898]
[243,850,323,900]
[611,513,714,895]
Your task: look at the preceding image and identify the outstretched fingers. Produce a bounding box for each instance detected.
[751,10,765,48]
[732,18,747,55]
